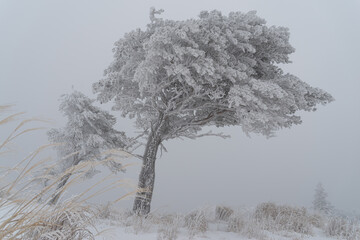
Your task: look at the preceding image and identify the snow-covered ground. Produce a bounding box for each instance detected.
[93,220,335,240]
[90,205,355,240]
[1,199,358,239]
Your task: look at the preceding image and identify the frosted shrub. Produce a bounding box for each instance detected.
[157,215,182,240]
[325,216,360,240]
[185,209,208,238]
[24,205,95,240]
[227,210,266,240]
[254,202,312,234]
[227,212,245,232]
[215,205,234,221]
[275,206,311,234]
[242,219,267,240]
[254,202,278,220]
[308,213,324,228]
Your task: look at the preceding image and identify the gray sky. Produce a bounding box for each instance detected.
[1,0,359,213]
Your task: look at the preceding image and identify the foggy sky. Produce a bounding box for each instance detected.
[0,0,359,213]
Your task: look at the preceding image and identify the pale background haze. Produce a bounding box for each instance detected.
[0,0,359,213]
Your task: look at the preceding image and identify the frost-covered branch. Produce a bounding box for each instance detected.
[180,130,230,140]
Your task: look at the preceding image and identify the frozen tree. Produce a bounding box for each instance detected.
[313,182,333,214]
[93,9,333,215]
[47,90,131,204]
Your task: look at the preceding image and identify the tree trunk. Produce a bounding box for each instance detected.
[133,116,165,215]
[49,156,81,205]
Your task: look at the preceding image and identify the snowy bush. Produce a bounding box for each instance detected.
[23,203,95,240]
[185,209,208,238]
[227,210,267,240]
[308,213,324,229]
[254,202,312,234]
[215,205,234,221]
[325,216,360,240]
[157,215,182,240]
[227,211,246,233]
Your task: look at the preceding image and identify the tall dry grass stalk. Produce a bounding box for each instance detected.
[0,106,136,239]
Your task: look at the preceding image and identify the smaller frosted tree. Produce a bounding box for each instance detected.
[313,182,333,214]
[47,90,131,204]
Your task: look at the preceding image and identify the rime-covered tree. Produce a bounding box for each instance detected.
[47,91,131,204]
[313,182,332,214]
[93,9,333,215]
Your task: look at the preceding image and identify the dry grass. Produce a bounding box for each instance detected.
[157,215,182,240]
[325,216,360,240]
[215,205,234,221]
[184,209,208,238]
[96,202,184,239]
[227,208,267,240]
[227,211,246,233]
[0,106,135,239]
[254,202,313,234]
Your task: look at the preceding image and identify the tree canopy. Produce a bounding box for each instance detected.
[93,9,333,139]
